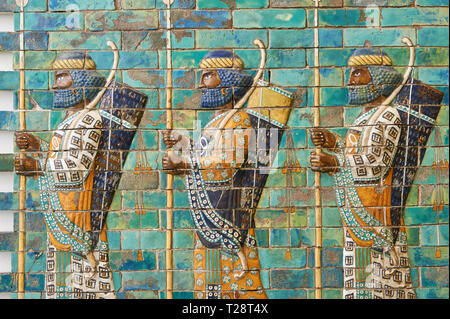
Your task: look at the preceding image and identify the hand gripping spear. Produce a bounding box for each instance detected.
[15,0,29,300]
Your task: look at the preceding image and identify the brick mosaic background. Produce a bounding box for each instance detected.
[0,0,448,299]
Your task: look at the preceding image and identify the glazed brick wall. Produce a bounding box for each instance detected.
[0,0,448,299]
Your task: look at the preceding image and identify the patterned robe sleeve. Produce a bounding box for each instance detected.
[196,111,253,183]
[346,107,402,183]
[46,110,103,189]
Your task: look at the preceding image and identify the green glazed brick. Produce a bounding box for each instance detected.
[168,10,232,29]
[0,154,13,171]
[409,247,448,267]
[344,28,416,47]
[321,87,348,106]
[48,32,122,50]
[418,68,449,86]
[0,32,19,51]
[21,12,84,31]
[173,250,194,270]
[156,0,195,9]
[109,251,157,271]
[122,271,165,291]
[0,72,19,90]
[49,0,115,11]
[25,71,48,90]
[382,8,449,27]
[270,29,314,48]
[233,9,306,28]
[123,70,165,88]
[318,8,379,27]
[416,288,449,299]
[172,30,194,49]
[271,69,314,87]
[234,49,306,69]
[421,267,449,288]
[173,271,194,290]
[270,0,340,7]
[418,27,449,47]
[120,0,156,9]
[344,0,414,6]
[198,0,269,8]
[259,248,307,269]
[196,30,268,49]
[417,0,449,6]
[271,269,314,288]
[86,11,158,31]
[140,231,166,250]
[173,230,194,249]
[88,50,158,70]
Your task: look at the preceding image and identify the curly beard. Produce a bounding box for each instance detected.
[52,70,105,109]
[348,84,383,105]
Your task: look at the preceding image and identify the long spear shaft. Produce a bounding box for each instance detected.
[16,0,29,300]
[313,0,322,300]
[163,0,174,300]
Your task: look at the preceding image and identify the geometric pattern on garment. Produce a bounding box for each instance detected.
[46,241,116,299]
[47,109,102,189]
[342,230,416,299]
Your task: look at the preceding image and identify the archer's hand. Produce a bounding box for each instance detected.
[15,132,40,152]
[310,128,336,149]
[162,152,190,175]
[14,156,42,177]
[309,151,340,173]
[162,130,190,151]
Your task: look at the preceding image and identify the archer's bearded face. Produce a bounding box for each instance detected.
[199,69,234,109]
[52,69,105,109]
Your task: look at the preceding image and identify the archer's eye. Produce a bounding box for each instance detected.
[353,70,361,77]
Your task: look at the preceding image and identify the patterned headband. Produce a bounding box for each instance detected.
[199,50,244,69]
[52,52,96,70]
[348,48,393,67]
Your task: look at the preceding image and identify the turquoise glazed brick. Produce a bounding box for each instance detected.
[0,72,19,90]
[109,251,157,271]
[198,0,269,8]
[319,8,379,27]
[156,0,196,9]
[417,0,449,6]
[22,12,85,31]
[173,230,194,249]
[86,11,159,31]
[0,32,19,51]
[121,0,156,9]
[122,271,165,291]
[266,289,307,299]
[173,271,194,290]
[382,8,449,26]
[344,28,416,47]
[24,32,48,50]
[140,231,166,250]
[319,29,343,47]
[233,9,306,28]
[173,250,194,270]
[167,10,232,29]
[259,248,307,268]
[49,0,115,11]
[270,29,314,48]
[421,267,449,288]
[271,269,314,288]
[48,32,122,50]
[196,30,268,48]
[270,228,290,247]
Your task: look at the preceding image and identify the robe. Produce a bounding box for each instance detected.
[37,109,115,299]
[186,110,274,299]
[330,105,416,299]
